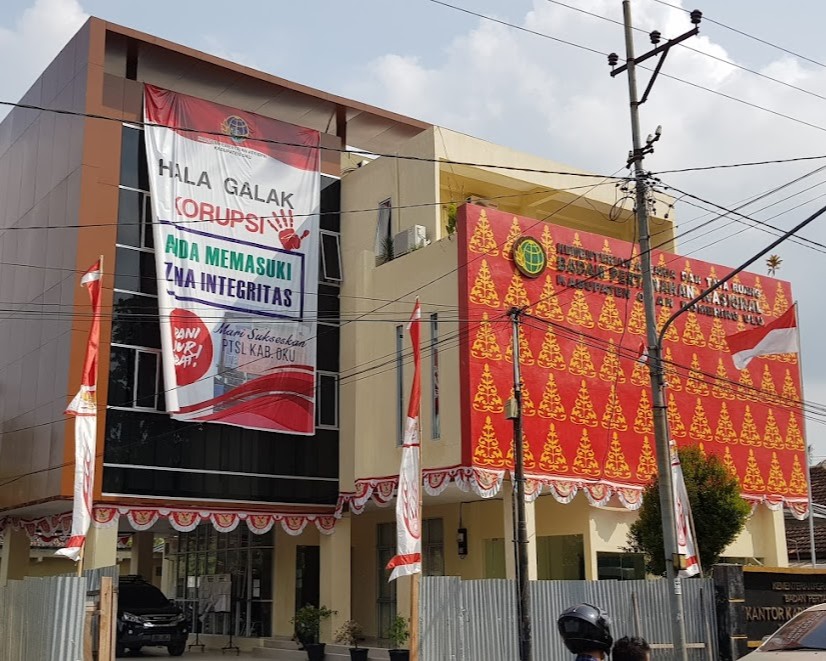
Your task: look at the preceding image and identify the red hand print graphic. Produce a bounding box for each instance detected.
[270,209,310,250]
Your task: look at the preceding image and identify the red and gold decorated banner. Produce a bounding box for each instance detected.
[458,204,807,510]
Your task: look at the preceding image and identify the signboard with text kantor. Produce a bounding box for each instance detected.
[743,568,826,646]
[144,85,320,434]
[457,204,808,512]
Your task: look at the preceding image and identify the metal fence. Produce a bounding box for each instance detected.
[420,576,718,661]
[0,575,87,661]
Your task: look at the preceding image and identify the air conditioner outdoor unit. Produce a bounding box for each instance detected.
[393,225,428,257]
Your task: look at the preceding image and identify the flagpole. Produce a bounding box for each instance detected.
[792,302,817,567]
[410,415,422,661]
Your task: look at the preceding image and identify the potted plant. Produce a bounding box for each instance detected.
[334,620,367,661]
[292,604,337,661]
[387,615,410,661]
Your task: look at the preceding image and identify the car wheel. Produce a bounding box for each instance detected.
[168,640,187,657]
[115,643,127,657]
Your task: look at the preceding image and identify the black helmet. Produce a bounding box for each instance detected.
[557,603,613,654]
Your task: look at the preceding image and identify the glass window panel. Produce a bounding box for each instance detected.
[117,188,142,247]
[537,535,585,580]
[108,345,135,407]
[120,126,141,190]
[316,325,339,372]
[320,232,342,282]
[114,247,157,296]
[136,351,158,409]
[143,194,155,249]
[375,199,392,264]
[112,291,161,349]
[317,373,338,428]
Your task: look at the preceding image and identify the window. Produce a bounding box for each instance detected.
[430,313,440,439]
[596,552,646,581]
[537,535,585,580]
[375,199,393,265]
[396,325,404,445]
[316,371,338,429]
[120,125,149,191]
[422,518,445,576]
[113,246,158,295]
[320,230,342,283]
[376,522,398,639]
[108,344,164,411]
[117,188,154,249]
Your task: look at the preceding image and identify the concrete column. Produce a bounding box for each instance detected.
[0,527,31,585]
[129,531,155,579]
[82,523,118,570]
[760,507,790,568]
[273,527,299,637]
[502,486,537,580]
[319,517,351,642]
[161,537,177,598]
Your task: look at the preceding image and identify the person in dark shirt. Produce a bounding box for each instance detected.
[612,636,651,661]
[557,603,613,661]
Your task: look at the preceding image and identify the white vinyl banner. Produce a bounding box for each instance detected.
[144,85,320,434]
[672,450,701,578]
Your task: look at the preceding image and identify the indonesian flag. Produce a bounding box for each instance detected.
[671,446,701,578]
[637,342,649,365]
[727,305,799,370]
[387,299,422,581]
[56,259,102,561]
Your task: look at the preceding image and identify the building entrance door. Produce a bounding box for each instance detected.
[295,545,320,612]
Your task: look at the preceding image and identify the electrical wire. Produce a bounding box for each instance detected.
[0,100,624,181]
[657,154,826,175]
[547,0,826,105]
[423,0,826,137]
[648,0,826,70]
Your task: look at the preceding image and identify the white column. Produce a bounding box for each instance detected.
[0,527,31,585]
[319,517,351,642]
[82,524,118,570]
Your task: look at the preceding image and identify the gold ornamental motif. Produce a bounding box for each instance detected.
[570,380,599,428]
[601,384,628,431]
[537,325,566,371]
[534,275,565,322]
[766,452,788,493]
[742,449,766,492]
[468,210,498,256]
[539,423,568,473]
[537,372,567,421]
[636,436,657,481]
[604,432,632,479]
[471,312,503,361]
[474,416,505,467]
[572,428,601,477]
[469,259,501,308]
[472,364,504,413]
[689,398,713,442]
[667,393,687,438]
[714,402,738,445]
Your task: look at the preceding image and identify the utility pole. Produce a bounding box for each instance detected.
[609,4,702,660]
[508,307,532,661]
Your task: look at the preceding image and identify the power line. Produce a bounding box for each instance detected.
[0,99,624,181]
[424,0,826,137]
[648,0,826,70]
[548,0,826,105]
[656,154,826,175]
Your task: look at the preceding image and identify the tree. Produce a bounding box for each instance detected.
[627,445,751,576]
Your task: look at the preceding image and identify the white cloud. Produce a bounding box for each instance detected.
[0,0,88,115]
[344,0,826,454]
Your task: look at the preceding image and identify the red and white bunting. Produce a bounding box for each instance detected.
[56,259,102,562]
[387,300,423,581]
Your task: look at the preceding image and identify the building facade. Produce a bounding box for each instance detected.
[0,17,805,645]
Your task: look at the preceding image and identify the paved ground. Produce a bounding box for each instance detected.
[118,648,254,659]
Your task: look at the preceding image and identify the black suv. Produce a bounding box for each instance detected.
[117,575,189,657]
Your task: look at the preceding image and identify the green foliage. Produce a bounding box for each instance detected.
[378,235,395,265]
[334,620,364,648]
[387,615,410,649]
[291,604,337,646]
[627,445,751,576]
[445,203,458,237]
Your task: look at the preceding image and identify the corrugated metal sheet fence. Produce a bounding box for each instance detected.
[421,577,718,661]
[0,575,87,661]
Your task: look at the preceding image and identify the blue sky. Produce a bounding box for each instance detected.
[4,0,826,455]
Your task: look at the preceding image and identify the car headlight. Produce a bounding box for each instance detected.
[122,612,144,624]
[172,614,187,624]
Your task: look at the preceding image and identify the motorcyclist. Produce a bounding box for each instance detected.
[557,603,613,661]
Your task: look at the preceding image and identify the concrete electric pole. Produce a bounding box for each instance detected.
[609,4,702,660]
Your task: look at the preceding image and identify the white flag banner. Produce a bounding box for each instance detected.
[143,85,320,434]
[671,448,701,578]
[56,260,102,561]
[387,300,422,581]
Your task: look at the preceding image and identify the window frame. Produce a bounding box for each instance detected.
[430,312,440,440]
[319,229,343,284]
[315,370,339,430]
[108,342,164,412]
